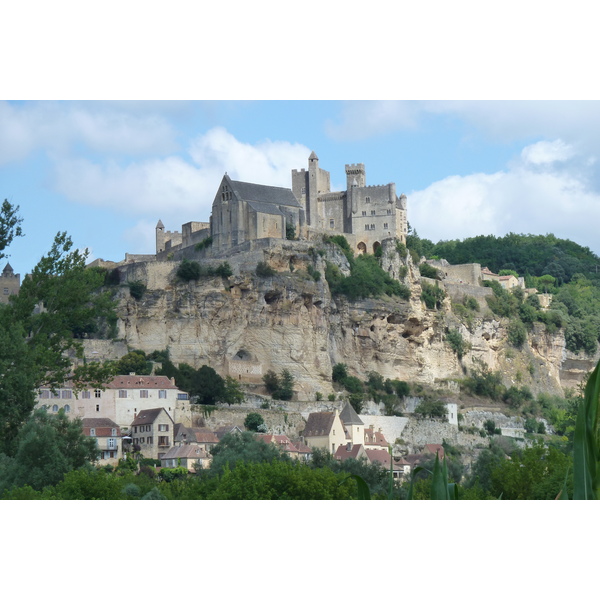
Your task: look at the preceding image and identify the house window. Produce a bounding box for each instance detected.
[82,391,90,399]
[159,390,167,399]
[177,393,188,400]
[158,436,169,446]
[329,219,335,229]
[95,404,100,412]
[140,390,149,398]
[140,437,145,444]
[90,428,96,436]
[365,197,371,203]
[112,428,117,436]
[107,438,115,449]
[94,389,101,398]
[119,390,127,398]
[147,436,153,444]
[158,424,169,432]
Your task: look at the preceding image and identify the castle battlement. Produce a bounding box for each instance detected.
[345,163,365,170]
[358,183,394,190]
[291,168,307,175]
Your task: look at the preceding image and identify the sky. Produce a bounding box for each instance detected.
[3,99,600,276]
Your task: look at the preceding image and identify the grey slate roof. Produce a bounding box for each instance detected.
[302,412,336,437]
[340,401,364,426]
[230,179,301,209]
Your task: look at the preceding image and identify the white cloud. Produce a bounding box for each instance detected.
[121,219,157,256]
[0,101,177,165]
[51,127,312,229]
[409,144,600,254]
[521,139,576,165]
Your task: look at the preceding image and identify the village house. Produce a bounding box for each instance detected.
[81,417,122,465]
[255,433,311,462]
[36,374,190,432]
[160,445,212,471]
[130,407,174,460]
[173,424,220,452]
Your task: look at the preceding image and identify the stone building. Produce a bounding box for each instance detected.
[0,263,20,304]
[155,152,408,258]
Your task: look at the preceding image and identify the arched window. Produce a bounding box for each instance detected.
[52,404,58,412]
[357,242,367,254]
[64,404,71,413]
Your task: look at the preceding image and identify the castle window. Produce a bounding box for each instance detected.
[3,288,8,295]
[64,404,70,413]
[371,210,375,216]
[387,209,392,215]
[159,390,167,399]
[365,197,371,204]
[384,223,389,229]
[140,390,149,398]
[329,219,335,229]
[301,187,306,194]
[96,404,100,412]
[370,224,375,230]
[365,224,369,231]
[82,391,91,399]
[52,404,58,413]
[61,390,72,399]
[362,211,366,216]
[119,390,127,398]
[95,389,101,398]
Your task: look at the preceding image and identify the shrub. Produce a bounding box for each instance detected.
[262,369,295,400]
[128,280,146,300]
[414,398,447,420]
[256,261,276,277]
[507,319,527,348]
[446,328,469,359]
[244,412,266,432]
[419,263,440,279]
[395,241,408,259]
[332,363,348,382]
[421,281,446,309]
[195,236,213,251]
[177,259,201,281]
[464,296,479,312]
[286,222,296,240]
[214,262,233,278]
[306,264,321,281]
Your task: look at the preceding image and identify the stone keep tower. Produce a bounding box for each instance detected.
[291,151,331,228]
[0,263,20,304]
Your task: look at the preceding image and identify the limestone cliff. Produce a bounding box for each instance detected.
[94,237,595,401]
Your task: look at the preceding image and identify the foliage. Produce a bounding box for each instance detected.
[155,360,226,404]
[0,409,98,493]
[114,350,152,376]
[420,281,446,309]
[128,280,146,300]
[286,222,296,240]
[256,261,276,277]
[222,376,245,405]
[244,412,266,432]
[262,369,294,400]
[0,199,24,260]
[194,236,213,251]
[208,431,286,476]
[0,230,116,451]
[419,263,440,279]
[306,264,321,281]
[205,460,356,500]
[332,363,348,382]
[326,253,410,301]
[445,328,469,359]
[507,318,527,348]
[176,259,201,281]
[414,398,447,420]
[572,360,600,499]
[461,362,505,401]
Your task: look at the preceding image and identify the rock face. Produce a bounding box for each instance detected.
[98,238,592,401]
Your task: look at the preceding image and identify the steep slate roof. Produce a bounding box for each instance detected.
[161,445,210,460]
[131,407,173,427]
[365,448,393,468]
[107,375,179,389]
[229,178,301,209]
[302,412,336,437]
[340,401,364,426]
[2,263,14,274]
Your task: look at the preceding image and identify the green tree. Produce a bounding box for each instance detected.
[222,376,245,405]
[0,231,116,452]
[176,259,201,281]
[244,412,266,432]
[209,431,286,475]
[114,350,152,375]
[0,409,98,492]
[0,199,24,260]
[192,365,226,404]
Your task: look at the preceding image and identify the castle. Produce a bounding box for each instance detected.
[155,152,408,258]
[0,263,20,304]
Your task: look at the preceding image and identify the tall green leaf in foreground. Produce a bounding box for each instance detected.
[572,360,600,499]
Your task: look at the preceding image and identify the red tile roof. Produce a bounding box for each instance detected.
[107,375,179,389]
